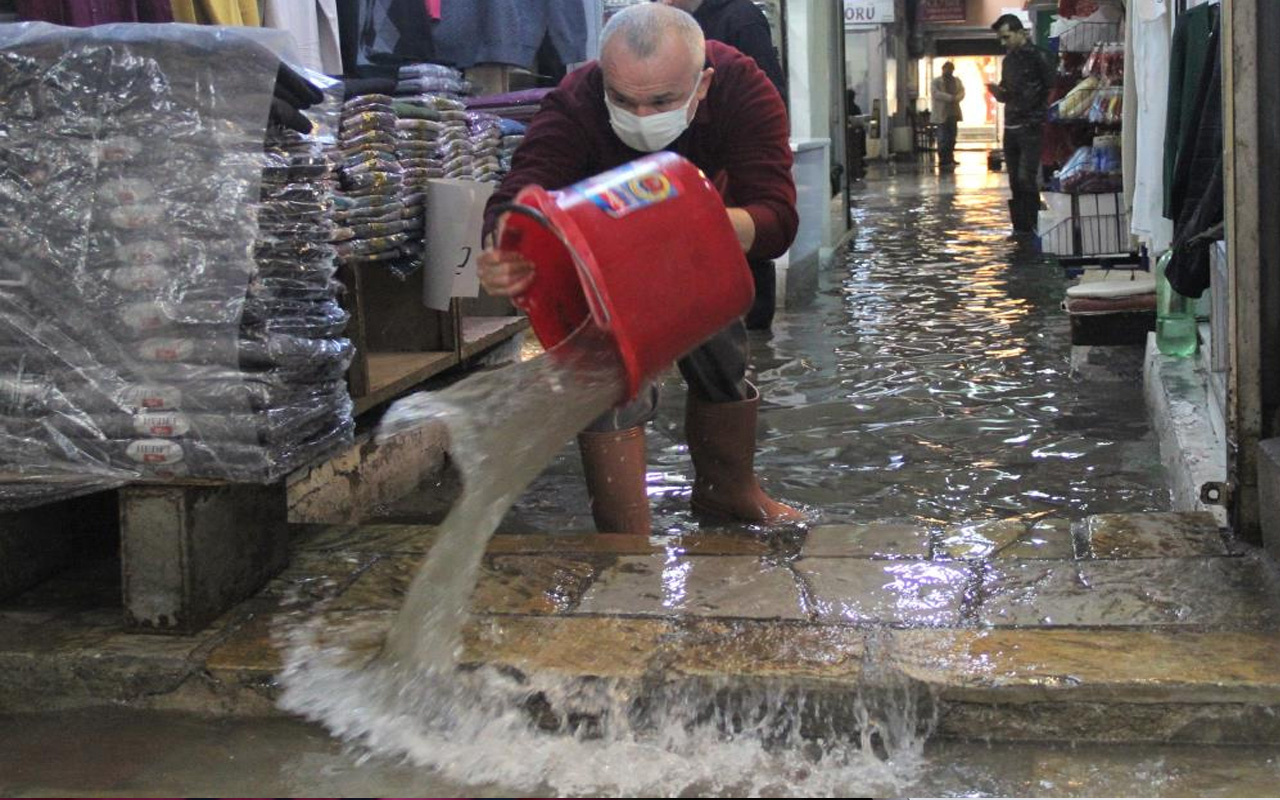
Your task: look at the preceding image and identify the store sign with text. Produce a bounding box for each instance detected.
[919,0,966,23]
[843,0,895,28]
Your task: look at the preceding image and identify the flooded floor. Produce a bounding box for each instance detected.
[493,153,1169,536]
[3,707,1280,797]
[9,154,1270,798]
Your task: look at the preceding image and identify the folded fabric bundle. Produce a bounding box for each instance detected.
[342,78,398,98]
[395,76,470,96]
[1064,294,1156,314]
[398,63,461,80]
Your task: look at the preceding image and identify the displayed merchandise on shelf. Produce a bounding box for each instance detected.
[1041,3,1132,260]
[333,62,535,278]
[1049,4,1124,52]
[1052,135,1122,193]
[465,87,553,124]
[0,23,354,507]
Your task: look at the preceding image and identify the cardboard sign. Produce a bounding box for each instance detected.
[423,178,494,311]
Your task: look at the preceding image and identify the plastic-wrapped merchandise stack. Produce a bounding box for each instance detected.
[332,93,416,269]
[467,111,503,184]
[394,63,474,184]
[244,126,356,475]
[0,23,354,505]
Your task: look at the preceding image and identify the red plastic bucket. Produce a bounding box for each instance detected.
[496,152,753,400]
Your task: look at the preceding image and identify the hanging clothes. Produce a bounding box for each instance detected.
[1128,0,1174,252]
[170,0,258,25]
[337,0,361,76]
[15,0,172,25]
[1162,1,1217,219]
[262,0,342,75]
[432,0,587,70]
[582,0,602,62]
[351,0,436,78]
[1165,9,1222,298]
[425,0,441,19]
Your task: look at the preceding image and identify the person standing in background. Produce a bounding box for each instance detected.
[658,0,788,332]
[986,13,1056,240]
[846,88,866,182]
[931,61,964,170]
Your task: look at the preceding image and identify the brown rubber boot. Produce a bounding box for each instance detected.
[685,386,803,524]
[577,426,652,535]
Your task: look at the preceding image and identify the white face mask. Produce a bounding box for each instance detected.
[605,76,702,152]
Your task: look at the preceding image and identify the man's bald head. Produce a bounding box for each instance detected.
[601,3,705,76]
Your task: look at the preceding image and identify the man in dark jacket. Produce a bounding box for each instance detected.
[986,13,1056,240]
[660,0,787,330]
[477,4,802,534]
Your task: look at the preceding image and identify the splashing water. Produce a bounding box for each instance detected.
[374,326,625,668]
[278,325,933,796]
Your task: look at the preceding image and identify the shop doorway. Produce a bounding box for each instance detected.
[921,54,1004,151]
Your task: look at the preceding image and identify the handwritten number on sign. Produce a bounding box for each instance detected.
[455,246,472,278]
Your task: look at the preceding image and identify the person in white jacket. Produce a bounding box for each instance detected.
[931,61,965,169]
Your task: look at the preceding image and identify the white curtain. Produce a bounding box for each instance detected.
[1128,0,1174,252]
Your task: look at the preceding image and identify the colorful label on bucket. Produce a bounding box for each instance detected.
[581,163,681,218]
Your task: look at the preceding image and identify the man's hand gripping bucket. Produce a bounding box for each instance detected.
[494,152,755,400]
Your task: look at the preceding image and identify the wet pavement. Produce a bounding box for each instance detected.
[489,153,1169,536]
[3,153,1280,796]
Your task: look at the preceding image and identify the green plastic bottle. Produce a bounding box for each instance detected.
[1155,249,1198,358]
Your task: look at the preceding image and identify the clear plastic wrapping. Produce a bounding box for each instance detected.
[0,23,354,507]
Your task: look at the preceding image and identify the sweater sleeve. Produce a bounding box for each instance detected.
[483,85,595,240]
[720,58,796,260]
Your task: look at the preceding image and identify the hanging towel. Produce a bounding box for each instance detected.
[170,0,259,26]
[15,0,173,25]
[426,0,440,19]
[263,0,342,74]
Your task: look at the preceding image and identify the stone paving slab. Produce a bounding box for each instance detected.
[999,519,1077,560]
[205,612,283,676]
[7,513,1280,744]
[889,628,1280,705]
[797,559,975,626]
[487,532,771,557]
[938,519,1029,561]
[576,555,807,620]
[462,615,869,687]
[471,555,599,615]
[323,555,419,613]
[800,523,931,559]
[291,523,439,555]
[462,615,675,679]
[262,551,382,606]
[658,619,867,684]
[979,557,1280,628]
[1082,512,1226,558]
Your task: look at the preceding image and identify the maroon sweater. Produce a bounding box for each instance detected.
[484,40,796,261]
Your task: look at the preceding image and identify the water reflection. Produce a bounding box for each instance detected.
[479,160,1168,585]
[665,163,1165,529]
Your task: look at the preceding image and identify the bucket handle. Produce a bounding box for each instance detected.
[491,202,612,328]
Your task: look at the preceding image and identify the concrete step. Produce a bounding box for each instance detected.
[3,512,1280,745]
